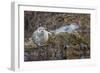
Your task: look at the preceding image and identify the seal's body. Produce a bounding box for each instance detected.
[32,27,49,46]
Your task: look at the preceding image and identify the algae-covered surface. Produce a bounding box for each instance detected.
[24,11,90,61]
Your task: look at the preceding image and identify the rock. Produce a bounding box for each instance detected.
[24,37,37,49]
[24,52,30,61]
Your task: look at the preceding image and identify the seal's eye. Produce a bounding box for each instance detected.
[39,29,42,31]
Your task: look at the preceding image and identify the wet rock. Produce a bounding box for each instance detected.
[24,52,31,61]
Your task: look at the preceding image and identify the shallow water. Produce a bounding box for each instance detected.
[50,23,80,34]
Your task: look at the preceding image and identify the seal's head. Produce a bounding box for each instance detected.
[37,27,45,33]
